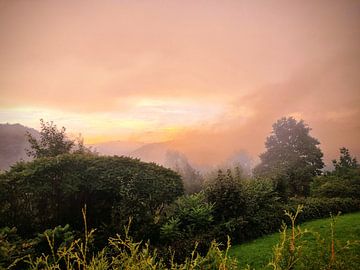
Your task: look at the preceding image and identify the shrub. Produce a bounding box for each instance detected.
[204,169,246,222]
[311,148,360,199]
[160,193,215,260]
[0,154,184,242]
[241,179,283,241]
[286,197,360,223]
[0,227,30,269]
[8,209,239,270]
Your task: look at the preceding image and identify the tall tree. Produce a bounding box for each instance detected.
[254,117,324,197]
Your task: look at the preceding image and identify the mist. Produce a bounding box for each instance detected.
[0,0,359,168]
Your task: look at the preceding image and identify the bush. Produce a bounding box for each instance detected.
[160,193,216,260]
[0,154,184,242]
[311,148,360,199]
[204,169,246,222]
[241,179,283,241]
[7,209,239,270]
[0,227,30,269]
[287,197,360,223]
[311,171,360,199]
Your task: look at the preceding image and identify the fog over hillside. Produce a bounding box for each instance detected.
[0,123,39,170]
[89,140,144,156]
[0,121,341,175]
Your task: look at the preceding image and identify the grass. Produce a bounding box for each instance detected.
[229,211,360,269]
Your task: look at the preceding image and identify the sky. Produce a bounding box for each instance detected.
[0,0,359,166]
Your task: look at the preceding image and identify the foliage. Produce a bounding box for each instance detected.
[25,119,92,158]
[160,193,215,259]
[268,205,306,270]
[0,154,184,242]
[5,207,360,269]
[311,148,360,199]
[0,227,32,269]
[7,209,239,270]
[287,197,360,223]
[196,169,281,244]
[254,117,324,198]
[204,169,246,222]
[241,179,283,241]
[332,147,359,173]
[32,224,76,259]
[311,174,360,199]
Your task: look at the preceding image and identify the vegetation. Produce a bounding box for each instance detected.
[0,117,359,269]
[0,154,184,242]
[254,117,324,198]
[311,148,360,199]
[25,119,91,158]
[229,211,360,269]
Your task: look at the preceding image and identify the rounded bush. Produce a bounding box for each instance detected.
[0,154,184,240]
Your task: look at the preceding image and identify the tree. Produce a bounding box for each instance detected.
[26,119,91,158]
[254,117,324,197]
[332,147,359,174]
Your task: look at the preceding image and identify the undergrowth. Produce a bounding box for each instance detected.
[4,206,359,270]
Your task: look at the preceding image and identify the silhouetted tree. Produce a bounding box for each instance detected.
[333,147,359,174]
[254,117,324,198]
[26,119,91,158]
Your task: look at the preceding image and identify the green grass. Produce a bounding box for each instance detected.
[229,212,360,269]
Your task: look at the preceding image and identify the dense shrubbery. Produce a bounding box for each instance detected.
[311,148,360,200]
[2,206,359,270]
[1,149,359,268]
[159,193,216,260]
[0,154,184,242]
[287,197,360,223]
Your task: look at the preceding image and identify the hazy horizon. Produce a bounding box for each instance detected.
[1,0,359,166]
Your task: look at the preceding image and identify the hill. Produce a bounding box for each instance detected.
[0,123,39,170]
[89,140,144,156]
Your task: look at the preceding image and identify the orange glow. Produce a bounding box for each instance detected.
[0,0,359,165]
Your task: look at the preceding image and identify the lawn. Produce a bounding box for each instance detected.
[229,212,360,269]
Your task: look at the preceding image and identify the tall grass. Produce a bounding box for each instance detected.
[7,206,359,269]
[8,207,238,270]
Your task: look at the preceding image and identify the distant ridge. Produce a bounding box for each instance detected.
[0,123,39,170]
[130,141,172,164]
[89,140,145,156]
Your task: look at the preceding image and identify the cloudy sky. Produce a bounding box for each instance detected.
[0,0,359,165]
